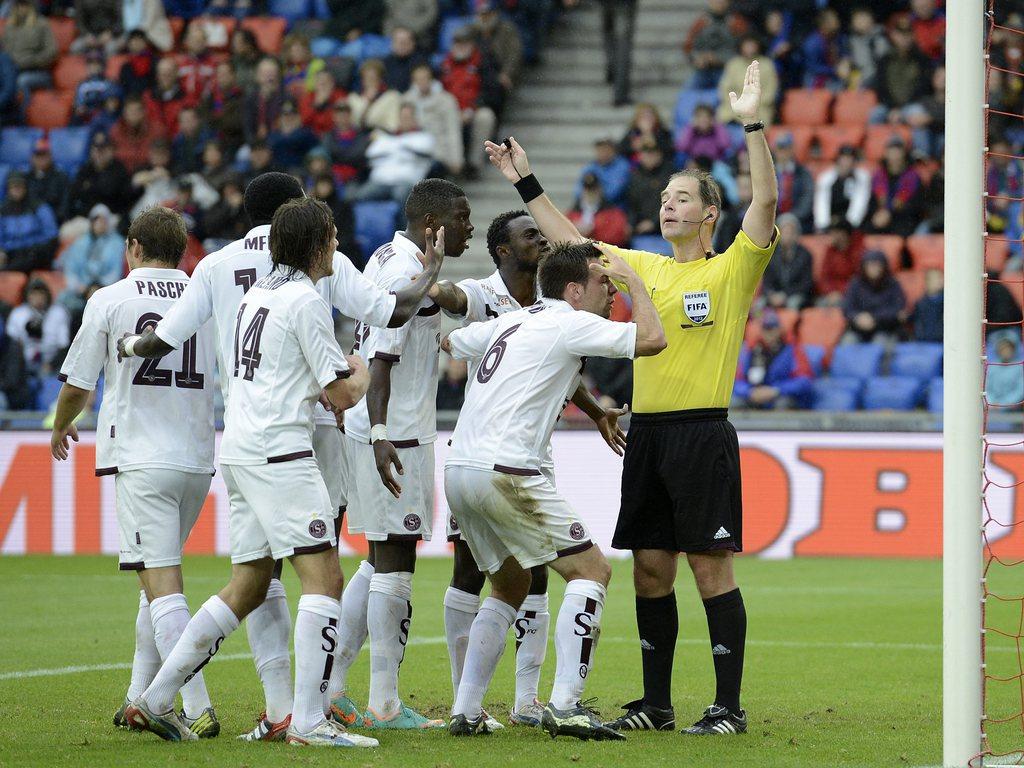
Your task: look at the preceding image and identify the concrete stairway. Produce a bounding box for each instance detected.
[446,0,705,283]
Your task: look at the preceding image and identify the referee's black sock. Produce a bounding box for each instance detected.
[636,592,677,709]
[702,588,746,716]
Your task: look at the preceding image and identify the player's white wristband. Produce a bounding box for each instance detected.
[370,424,388,443]
[122,335,140,357]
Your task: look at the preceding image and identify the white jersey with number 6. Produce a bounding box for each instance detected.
[219,270,350,466]
[59,268,216,475]
[446,298,637,476]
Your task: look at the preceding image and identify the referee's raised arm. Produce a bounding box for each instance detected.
[731,61,779,249]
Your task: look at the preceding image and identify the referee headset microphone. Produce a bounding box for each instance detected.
[672,211,715,258]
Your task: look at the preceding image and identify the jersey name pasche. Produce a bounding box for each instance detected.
[218,272,349,465]
[446,298,637,475]
[345,232,441,445]
[602,227,778,413]
[59,268,216,475]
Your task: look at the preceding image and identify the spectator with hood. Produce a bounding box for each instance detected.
[0,172,58,273]
[7,278,69,376]
[843,250,907,344]
[58,204,124,313]
[734,309,815,409]
[761,212,814,310]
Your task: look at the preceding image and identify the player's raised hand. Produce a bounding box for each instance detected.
[484,136,531,183]
[50,423,79,461]
[373,439,404,498]
[729,60,762,124]
[590,243,639,284]
[421,226,446,271]
[594,403,629,457]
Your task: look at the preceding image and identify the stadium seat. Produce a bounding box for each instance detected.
[242,17,288,55]
[797,306,846,350]
[438,15,473,52]
[832,89,878,126]
[48,17,76,54]
[895,271,926,308]
[829,342,884,380]
[804,344,827,376]
[799,233,830,286]
[744,308,798,345]
[814,125,866,160]
[311,36,343,58]
[0,272,27,306]
[768,124,813,163]
[780,89,832,126]
[49,126,91,174]
[864,125,913,162]
[53,55,88,91]
[26,91,73,130]
[927,377,943,413]
[811,378,861,411]
[35,375,63,411]
[907,234,944,271]
[862,375,922,410]
[0,164,8,201]
[862,234,904,272]
[673,88,719,130]
[354,201,400,256]
[0,127,44,169]
[269,0,312,24]
[338,34,392,65]
[313,0,330,19]
[986,238,1011,273]
[891,342,943,380]
[29,270,66,298]
[630,235,672,256]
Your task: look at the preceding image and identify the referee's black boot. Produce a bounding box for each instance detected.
[680,704,747,736]
[604,698,675,731]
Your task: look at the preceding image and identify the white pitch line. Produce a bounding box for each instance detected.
[0,634,963,682]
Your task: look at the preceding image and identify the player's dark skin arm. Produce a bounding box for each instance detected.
[426,280,469,316]
[123,327,174,359]
[387,260,446,327]
[49,383,89,460]
[367,357,404,498]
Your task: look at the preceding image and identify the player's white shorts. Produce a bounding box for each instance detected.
[345,435,434,541]
[443,464,592,574]
[313,424,348,516]
[222,457,337,563]
[447,465,557,541]
[115,468,211,571]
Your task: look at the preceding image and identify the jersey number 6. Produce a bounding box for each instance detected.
[476,323,521,384]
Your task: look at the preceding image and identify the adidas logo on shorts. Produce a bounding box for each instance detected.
[713,527,730,540]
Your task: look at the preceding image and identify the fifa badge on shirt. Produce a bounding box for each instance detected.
[681,289,714,329]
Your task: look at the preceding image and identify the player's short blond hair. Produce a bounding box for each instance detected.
[667,170,723,212]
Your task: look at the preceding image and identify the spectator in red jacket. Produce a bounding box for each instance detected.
[144,56,187,136]
[818,218,865,305]
[441,26,500,177]
[299,69,345,136]
[566,172,629,247]
[909,0,945,62]
[177,21,216,106]
[110,95,166,174]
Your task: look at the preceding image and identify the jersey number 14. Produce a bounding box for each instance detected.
[233,304,269,381]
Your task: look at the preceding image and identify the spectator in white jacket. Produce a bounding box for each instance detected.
[406,63,464,176]
[813,144,873,231]
[7,278,69,376]
[347,103,435,206]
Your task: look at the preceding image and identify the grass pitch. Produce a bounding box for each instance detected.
[0,555,942,767]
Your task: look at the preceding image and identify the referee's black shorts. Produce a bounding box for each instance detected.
[611,408,742,553]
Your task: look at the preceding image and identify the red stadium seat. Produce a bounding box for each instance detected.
[768,125,813,163]
[907,234,944,271]
[814,125,866,161]
[833,89,878,126]
[896,271,926,308]
[26,90,73,129]
[48,17,77,55]
[800,233,831,287]
[864,125,913,162]
[242,17,288,55]
[986,239,1012,273]
[862,234,904,272]
[29,270,66,298]
[0,272,27,306]
[780,89,833,127]
[744,308,799,345]
[798,307,847,351]
[53,55,88,91]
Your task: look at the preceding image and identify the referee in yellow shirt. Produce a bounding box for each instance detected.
[485,62,778,736]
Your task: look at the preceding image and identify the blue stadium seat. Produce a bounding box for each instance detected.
[829,343,885,381]
[49,127,91,174]
[927,376,943,413]
[354,201,400,257]
[891,342,943,381]
[803,344,826,376]
[673,88,719,131]
[268,0,311,24]
[311,36,342,58]
[630,235,672,256]
[438,16,473,53]
[312,0,330,20]
[0,127,44,170]
[338,34,391,66]
[35,375,63,411]
[811,378,860,411]
[862,375,922,411]
[0,164,9,202]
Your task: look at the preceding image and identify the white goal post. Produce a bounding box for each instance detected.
[943,0,985,765]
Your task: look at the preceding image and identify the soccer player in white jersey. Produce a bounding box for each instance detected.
[429,210,630,728]
[124,198,381,747]
[443,242,666,740]
[329,178,472,731]
[48,208,221,738]
[117,173,445,740]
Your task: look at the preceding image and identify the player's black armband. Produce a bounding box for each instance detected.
[743,121,765,133]
[514,174,544,204]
